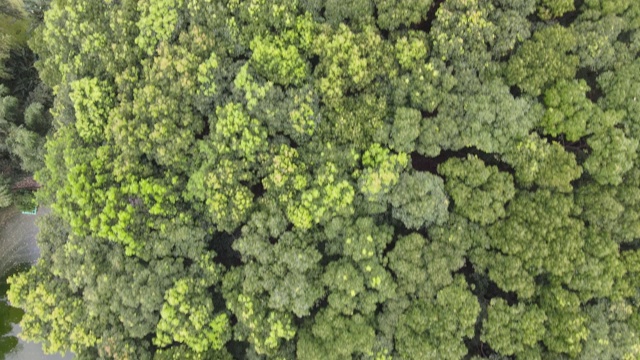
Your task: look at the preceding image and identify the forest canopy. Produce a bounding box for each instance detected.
[6,0,640,359]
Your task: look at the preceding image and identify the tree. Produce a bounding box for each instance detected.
[438,155,515,225]
[419,77,538,156]
[394,277,480,360]
[482,298,547,357]
[537,0,574,20]
[472,190,585,299]
[6,124,45,173]
[358,143,408,202]
[502,133,582,192]
[23,0,51,21]
[538,285,589,357]
[580,300,640,360]
[572,14,628,71]
[388,216,482,300]
[541,79,604,142]
[584,127,638,185]
[505,25,579,96]
[598,59,640,142]
[0,1,29,79]
[7,264,95,356]
[154,277,230,353]
[0,175,12,207]
[429,0,496,69]
[388,171,449,230]
[374,0,433,31]
[297,309,376,360]
[389,107,421,153]
[185,102,267,233]
[488,0,535,58]
[23,101,49,135]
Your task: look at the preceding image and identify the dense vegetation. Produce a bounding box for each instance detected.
[5,0,640,359]
[0,0,53,209]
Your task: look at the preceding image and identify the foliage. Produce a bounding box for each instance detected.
[6,1,640,359]
[13,190,36,211]
[502,133,582,192]
[374,0,433,31]
[438,155,515,225]
[537,0,575,20]
[541,79,601,142]
[154,277,230,352]
[419,77,537,156]
[482,298,546,357]
[394,276,480,359]
[388,171,449,230]
[584,127,638,185]
[0,175,12,208]
[473,190,585,299]
[0,0,53,191]
[505,25,579,96]
[6,125,46,173]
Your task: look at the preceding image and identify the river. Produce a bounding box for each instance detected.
[0,206,73,360]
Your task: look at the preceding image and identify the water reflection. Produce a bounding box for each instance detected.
[0,336,19,360]
[0,208,73,359]
[1,265,27,359]
[0,209,41,279]
[5,323,72,360]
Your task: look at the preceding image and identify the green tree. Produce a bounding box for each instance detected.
[6,125,45,173]
[388,171,449,230]
[429,0,496,68]
[489,0,535,58]
[502,133,583,192]
[374,0,433,31]
[580,300,640,360]
[541,79,604,141]
[573,15,628,71]
[598,59,640,143]
[419,78,538,156]
[537,0,574,20]
[0,175,12,207]
[23,101,49,135]
[584,127,638,185]
[505,25,579,96]
[482,298,547,357]
[388,216,482,300]
[438,155,515,225]
[154,277,230,353]
[297,309,376,360]
[472,190,585,299]
[185,102,267,233]
[539,285,589,357]
[394,277,480,360]
[389,107,421,153]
